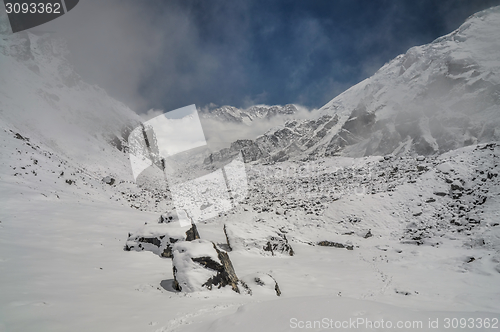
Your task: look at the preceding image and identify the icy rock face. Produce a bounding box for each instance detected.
[240,272,281,296]
[205,115,338,164]
[224,223,294,256]
[172,239,240,293]
[205,6,500,164]
[125,223,200,258]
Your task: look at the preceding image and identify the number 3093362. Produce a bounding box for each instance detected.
[5,2,61,14]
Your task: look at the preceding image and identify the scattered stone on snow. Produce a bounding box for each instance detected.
[317,241,354,250]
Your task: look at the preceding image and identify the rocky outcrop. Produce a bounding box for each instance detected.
[185,223,200,241]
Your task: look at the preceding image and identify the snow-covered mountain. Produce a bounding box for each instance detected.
[206,6,500,165]
[199,104,299,125]
[1,7,500,332]
[0,20,142,177]
[0,10,175,213]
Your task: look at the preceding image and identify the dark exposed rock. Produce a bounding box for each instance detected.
[317,241,353,250]
[198,244,240,293]
[318,241,344,248]
[14,132,28,141]
[138,236,161,247]
[185,223,200,241]
[172,266,181,291]
[223,224,232,251]
[417,164,428,172]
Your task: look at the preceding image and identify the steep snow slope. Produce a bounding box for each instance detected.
[316,6,500,157]
[205,6,500,164]
[0,11,173,211]
[0,11,141,179]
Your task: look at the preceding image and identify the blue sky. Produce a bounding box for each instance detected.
[42,0,500,113]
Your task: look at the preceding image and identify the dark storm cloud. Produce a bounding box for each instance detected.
[39,0,500,113]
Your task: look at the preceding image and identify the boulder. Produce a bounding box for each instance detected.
[172,239,240,293]
[185,223,200,241]
[125,223,201,258]
[102,176,115,185]
[240,272,281,296]
[224,223,294,256]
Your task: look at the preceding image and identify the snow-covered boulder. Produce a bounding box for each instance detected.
[125,223,200,258]
[224,223,294,256]
[171,239,240,293]
[240,272,281,296]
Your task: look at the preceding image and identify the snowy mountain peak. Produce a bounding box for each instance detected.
[199,103,301,125]
[206,6,500,165]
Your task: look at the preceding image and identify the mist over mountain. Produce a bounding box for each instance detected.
[0,9,142,179]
